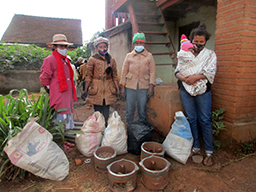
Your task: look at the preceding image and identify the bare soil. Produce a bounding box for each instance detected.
[1,96,256,192]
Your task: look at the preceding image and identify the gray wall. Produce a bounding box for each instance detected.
[106,27,132,81]
[0,70,41,94]
[168,6,217,54]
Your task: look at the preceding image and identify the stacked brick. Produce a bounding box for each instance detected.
[213,0,256,142]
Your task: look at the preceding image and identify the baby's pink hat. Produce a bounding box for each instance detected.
[180,34,193,51]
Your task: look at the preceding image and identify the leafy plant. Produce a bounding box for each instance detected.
[67,30,104,62]
[0,43,51,72]
[0,30,106,72]
[0,43,92,72]
[212,108,227,136]
[214,140,222,151]
[0,89,66,181]
[236,138,256,155]
[211,108,227,150]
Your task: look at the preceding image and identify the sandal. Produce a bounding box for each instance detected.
[64,142,75,147]
[63,145,72,153]
[189,149,201,158]
[203,153,213,166]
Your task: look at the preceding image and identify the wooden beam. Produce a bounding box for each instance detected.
[112,0,129,13]
[156,0,168,7]
[118,13,122,25]
[159,0,183,10]
[128,4,139,34]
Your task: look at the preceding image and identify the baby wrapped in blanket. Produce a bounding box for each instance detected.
[177,34,208,96]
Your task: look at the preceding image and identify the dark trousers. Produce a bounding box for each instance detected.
[82,79,86,91]
[94,99,110,127]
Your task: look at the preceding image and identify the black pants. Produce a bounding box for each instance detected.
[94,99,110,127]
[82,79,86,91]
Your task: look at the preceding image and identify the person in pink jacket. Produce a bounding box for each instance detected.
[120,32,156,123]
[40,34,77,130]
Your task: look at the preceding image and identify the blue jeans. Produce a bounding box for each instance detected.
[180,90,213,154]
[125,86,148,123]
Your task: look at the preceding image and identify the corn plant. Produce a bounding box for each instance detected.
[0,89,66,181]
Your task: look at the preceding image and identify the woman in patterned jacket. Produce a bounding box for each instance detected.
[175,23,217,166]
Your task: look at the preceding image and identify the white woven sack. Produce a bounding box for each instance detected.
[101,111,127,155]
[75,112,105,157]
[81,111,106,133]
[4,120,69,180]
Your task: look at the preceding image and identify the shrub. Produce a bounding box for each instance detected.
[0,89,66,181]
[236,138,256,156]
[211,108,227,150]
[68,41,91,62]
[0,43,92,73]
[0,43,51,72]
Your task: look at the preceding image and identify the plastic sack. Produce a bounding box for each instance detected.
[162,111,193,164]
[156,77,164,85]
[4,119,69,181]
[127,121,154,155]
[75,111,105,157]
[101,111,127,155]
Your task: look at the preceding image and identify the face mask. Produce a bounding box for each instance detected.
[134,46,144,52]
[195,44,205,49]
[98,49,108,55]
[193,44,205,53]
[57,48,68,56]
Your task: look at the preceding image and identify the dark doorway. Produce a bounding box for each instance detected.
[178,21,200,50]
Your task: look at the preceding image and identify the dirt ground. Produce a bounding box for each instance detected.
[1,96,256,192]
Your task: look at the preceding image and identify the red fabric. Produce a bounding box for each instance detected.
[52,50,77,102]
[136,39,145,43]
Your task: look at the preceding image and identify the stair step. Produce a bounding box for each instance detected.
[136,1,156,7]
[66,137,75,143]
[151,52,172,55]
[147,41,170,45]
[65,134,76,139]
[136,13,161,18]
[138,22,164,26]
[73,127,82,130]
[144,31,167,35]
[74,121,83,127]
[134,3,157,14]
[156,63,177,66]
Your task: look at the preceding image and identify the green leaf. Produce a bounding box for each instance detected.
[0,89,67,180]
[65,130,82,135]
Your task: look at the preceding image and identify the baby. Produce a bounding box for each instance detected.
[177,34,208,96]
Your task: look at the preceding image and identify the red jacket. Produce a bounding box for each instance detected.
[40,54,75,114]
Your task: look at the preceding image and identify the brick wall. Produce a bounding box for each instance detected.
[213,0,256,143]
[105,0,113,30]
